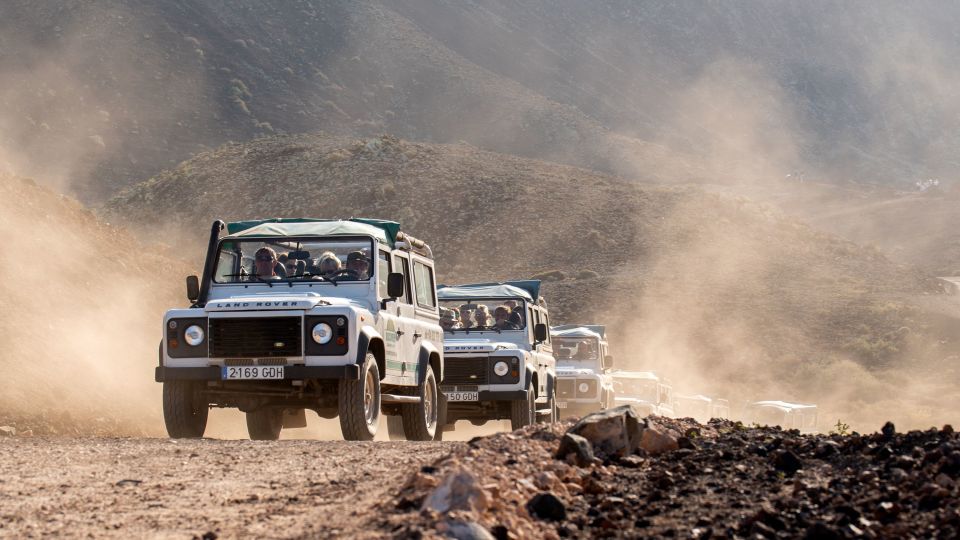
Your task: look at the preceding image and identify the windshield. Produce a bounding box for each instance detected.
[613,379,658,401]
[213,237,374,283]
[554,337,599,364]
[438,298,526,331]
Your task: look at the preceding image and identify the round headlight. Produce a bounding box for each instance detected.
[493,361,509,377]
[184,324,205,346]
[578,382,590,393]
[312,322,333,344]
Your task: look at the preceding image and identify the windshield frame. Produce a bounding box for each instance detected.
[437,296,527,332]
[613,378,659,401]
[553,336,601,364]
[211,235,377,285]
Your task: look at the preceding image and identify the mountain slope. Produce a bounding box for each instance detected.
[4,1,960,201]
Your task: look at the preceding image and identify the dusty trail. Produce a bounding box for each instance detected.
[0,437,458,539]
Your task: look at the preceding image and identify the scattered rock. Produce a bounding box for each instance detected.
[444,520,495,540]
[422,469,490,515]
[555,433,596,467]
[773,449,803,476]
[639,421,680,456]
[881,422,896,439]
[526,492,567,521]
[115,479,143,487]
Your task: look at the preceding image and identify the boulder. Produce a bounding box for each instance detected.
[567,405,644,458]
[0,426,15,437]
[423,468,490,515]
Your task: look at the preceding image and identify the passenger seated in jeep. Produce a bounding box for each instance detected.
[505,299,524,326]
[474,304,491,327]
[314,252,342,277]
[440,309,461,330]
[493,306,520,330]
[345,251,370,280]
[252,247,281,280]
[283,257,299,277]
[460,308,475,329]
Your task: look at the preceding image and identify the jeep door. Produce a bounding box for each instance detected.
[409,256,440,357]
[390,252,416,383]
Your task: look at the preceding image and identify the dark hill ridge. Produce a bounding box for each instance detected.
[103,133,957,429]
[5,1,960,200]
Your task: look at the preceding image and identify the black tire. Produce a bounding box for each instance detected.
[545,385,559,424]
[434,393,448,441]
[246,408,283,440]
[163,380,208,438]
[386,415,405,441]
[339,352,380,441]
[401,365,439,441]
[510,385,536,430]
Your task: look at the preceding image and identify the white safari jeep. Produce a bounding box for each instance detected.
[551,325,615,418]
[611,370,676,418]
[435,281,558,430]
[155,218,444,441]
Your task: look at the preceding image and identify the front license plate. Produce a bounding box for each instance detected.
[557,401,568,409]
[221,366,285,380]
[443,391,479,402]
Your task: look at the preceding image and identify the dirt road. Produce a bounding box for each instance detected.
[0,437,457,538]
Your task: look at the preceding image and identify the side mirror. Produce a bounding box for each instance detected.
[186,275,200,303]
[387,272,405,299]
[603,355,614,370]
[534,323,548,343]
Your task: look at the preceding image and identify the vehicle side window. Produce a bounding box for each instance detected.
[377,250,391,299]
[215,249,238,282]
[543,312,552,344]
[412,261,437,308]
[394,254,412,304]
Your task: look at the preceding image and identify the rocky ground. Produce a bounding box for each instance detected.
[0,408,956,538]
[382,407,960,539]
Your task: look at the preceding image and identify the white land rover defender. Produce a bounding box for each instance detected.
[155,218,444,441]
[611,370,676,418]
[435,281,558,430]
[551,325,615,418]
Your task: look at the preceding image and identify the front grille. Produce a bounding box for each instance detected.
[576,379,598,399]
[443,357,489,385]
[557,379,575,399]
[210,317,301,358]
[257,357,289,366]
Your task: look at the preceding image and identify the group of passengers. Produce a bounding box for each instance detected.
[439,300,523,331]
[251,247,370,281]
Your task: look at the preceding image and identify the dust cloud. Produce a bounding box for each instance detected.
[0,175,188,436]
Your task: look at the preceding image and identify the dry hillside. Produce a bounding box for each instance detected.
[0,174,189,435]
[5,1,960,201]
[104,133,958,430]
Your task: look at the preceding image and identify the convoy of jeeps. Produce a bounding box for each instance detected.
[156,217,820,440]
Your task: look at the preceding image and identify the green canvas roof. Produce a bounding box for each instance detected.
[552,325,607,339]
[437,282,537,302]
[225,218,401,245]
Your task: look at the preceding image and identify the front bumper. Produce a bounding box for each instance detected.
[155,364,361,382]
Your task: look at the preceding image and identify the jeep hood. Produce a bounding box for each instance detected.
[557,367,600,377]
[205,294,360,312]
[443,339,519,354]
